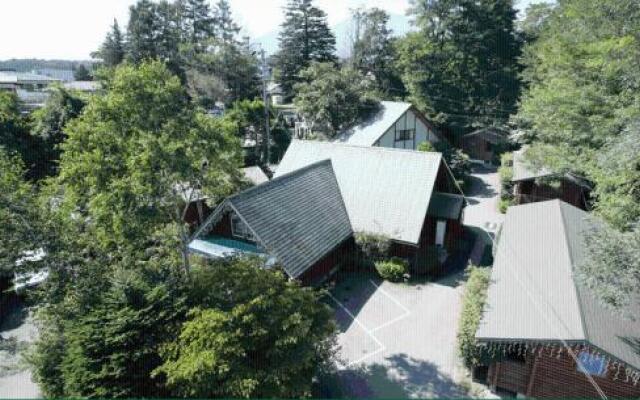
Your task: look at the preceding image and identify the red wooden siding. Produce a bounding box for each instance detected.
[298,239,355,286]
[514,179,588,210]
[488,349,640,398]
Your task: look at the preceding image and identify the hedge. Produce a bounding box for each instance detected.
[457,265,492,368]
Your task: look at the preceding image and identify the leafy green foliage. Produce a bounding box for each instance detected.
[349,7,405,97]
[30,86,85,177]
[578,225,640,311]
[294,62,379,138]
[0,91,42,178]
[72,64,92,81]
[155,257,337,398]
[57,61,242,251]
[419,140,471,189]
[375,258,408,282]
[457,265,491,368]
[397,0,522,137]
[497,152,514,213]
[417,141,436,152]
[276,0,336,99]
[354,232,391,264]
[0,148,41,274]
[514,0,640,229]
[93,19,126,67]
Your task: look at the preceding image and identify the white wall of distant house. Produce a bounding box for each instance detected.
[376,109,440,150]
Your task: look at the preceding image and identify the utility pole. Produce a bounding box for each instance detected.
[260,49,271,165]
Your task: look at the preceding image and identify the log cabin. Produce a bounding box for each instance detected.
[476,200,640,398]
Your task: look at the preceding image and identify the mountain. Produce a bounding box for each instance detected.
[254,12,414,57]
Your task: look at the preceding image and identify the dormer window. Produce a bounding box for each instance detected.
[231,213,255,242]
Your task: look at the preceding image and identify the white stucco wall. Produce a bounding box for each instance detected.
[374,109,439,150]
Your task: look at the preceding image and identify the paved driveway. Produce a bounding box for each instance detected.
[463,164,504,233]
[326,273,468,398]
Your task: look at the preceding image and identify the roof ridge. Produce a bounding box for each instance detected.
[291,139,443,157]
[229,159,332,201]
[557,200,590,342]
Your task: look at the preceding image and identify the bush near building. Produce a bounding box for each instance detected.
[457,265,491,368]
[375,258,408,282]
[498,152,514,213]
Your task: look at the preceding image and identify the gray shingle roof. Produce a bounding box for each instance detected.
[427,192,465,220]
[197,160,352,279]
[334,101,412,146]
[276,140,444,244]
[477,200,640,371]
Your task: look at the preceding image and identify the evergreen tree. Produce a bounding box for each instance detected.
[213,0,240,45]
[276,0,336,99]
[349,8,404,96]
[127,0,160,63]
[93,19,126,67]
[73,64,92,81]
[176,0,215,47]
[397,0,522,137]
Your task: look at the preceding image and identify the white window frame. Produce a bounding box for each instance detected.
[230,213,255,242]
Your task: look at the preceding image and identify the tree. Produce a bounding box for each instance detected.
[213,0,240,45]
[30,86,85,177]
[397,0,522,138]
[73,64,92,81]
[176,0,215,47]
[155,257,337,398]
[518,2,554,41]
[0,148,42,275]
[126,0,160,63]
[514,0,640,228]
[349,7,404,97]
[56,61,242,266]
[294,62,379,138]
[93,19,126,67]
[0,91,43,178]
[275,0,336,99]
[515,0,640,312]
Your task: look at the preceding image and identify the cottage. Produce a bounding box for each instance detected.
[276,140,465,270]
[188,160,353,285]
[476,200,640,398]
[461,127,509,164]
[511,148,591,209]
[334,101,443,150]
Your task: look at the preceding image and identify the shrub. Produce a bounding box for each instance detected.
[457,265,492,368]
[498,198,511,214]
[355,232,391,263]
[375,258,408,282]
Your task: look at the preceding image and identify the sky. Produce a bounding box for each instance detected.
[0,0,546,60]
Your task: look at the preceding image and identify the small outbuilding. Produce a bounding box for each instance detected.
[461,127,510,164]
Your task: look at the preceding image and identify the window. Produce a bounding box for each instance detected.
[231,214,255,242]
[577,351,607,377]
[395,129,415,142]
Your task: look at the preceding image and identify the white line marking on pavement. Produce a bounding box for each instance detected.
[328,292,386,368]
[330,281,413,368]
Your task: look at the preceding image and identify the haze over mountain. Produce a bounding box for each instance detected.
[255,12,414,57]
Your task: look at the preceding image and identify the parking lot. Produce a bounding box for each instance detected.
[326,273,469,398]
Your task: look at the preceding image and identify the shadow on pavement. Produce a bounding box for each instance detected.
[319,353,469,398]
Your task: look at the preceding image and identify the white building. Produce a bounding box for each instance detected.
[334,101,444,150]
[0,70,60,110]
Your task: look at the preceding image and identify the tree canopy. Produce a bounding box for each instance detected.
[276,0,336,100]
[294,62,379,138]
[397,0,522,137]
[155,257,337,398]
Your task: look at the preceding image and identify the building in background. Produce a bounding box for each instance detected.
[0,70,60,111]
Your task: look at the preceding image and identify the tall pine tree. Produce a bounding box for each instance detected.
[126,0,160,63]
[349,8,404,97]
[213,0,240,45]
[93,19,125,67]
[276,0,336,100]
[176,0,215,48]
[397,0,522,137]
